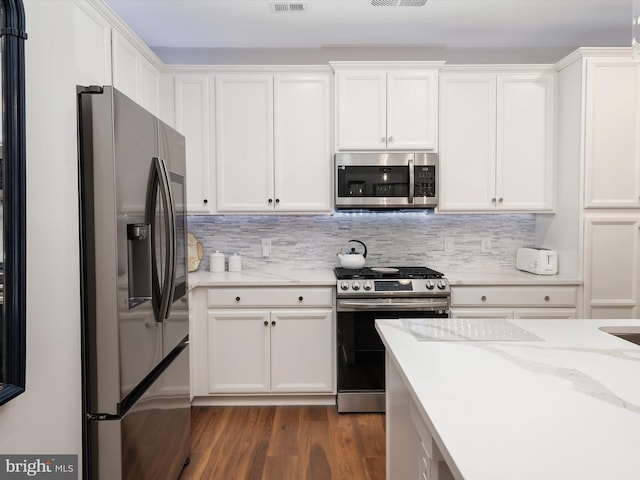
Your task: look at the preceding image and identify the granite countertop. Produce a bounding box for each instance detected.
[445,270,582,286]
[188,268,337,288]
[376,318,640,480]
[189,267,582,288]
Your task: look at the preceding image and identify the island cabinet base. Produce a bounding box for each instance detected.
[386,354,456,480]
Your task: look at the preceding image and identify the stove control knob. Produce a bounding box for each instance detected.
[437,280,447,290]
[351,281,361,291]
[425,280,435,290]
[340,281,350,291]
[362,281,373,291]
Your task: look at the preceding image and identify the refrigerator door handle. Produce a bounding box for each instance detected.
[146,157,176,322]
[159,157,178,319]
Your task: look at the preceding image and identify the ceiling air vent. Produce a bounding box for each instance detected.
[371,0,427,6]
[269,1,308,13]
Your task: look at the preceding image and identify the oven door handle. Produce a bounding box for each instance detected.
[337,299,449,311]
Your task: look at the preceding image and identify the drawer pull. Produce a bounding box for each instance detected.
[271,320,276,326]
[235,296,241,302]
[545,295,550,301]
[481,295,487,301]
[264,320,268,326]
[298,296,304,302]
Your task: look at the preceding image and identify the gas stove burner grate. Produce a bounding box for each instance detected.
[334,266,444,280]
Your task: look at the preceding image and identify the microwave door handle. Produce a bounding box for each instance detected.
[408,158,415,203]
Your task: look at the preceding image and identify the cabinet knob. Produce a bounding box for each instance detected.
[491,198,496,203]
[380,137,386,143]
[264,320,268,326]
[498,198,504,203]
[298,296,304,302]
[268,198,273,204]
[388,136,394,143]
[544,295,550,301]
[481,295,487,301]
[235,296,241,302]
[271,320,276,326]
[275,198,280,204]
[203,199,208,204]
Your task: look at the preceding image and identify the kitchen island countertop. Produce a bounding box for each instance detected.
[376,318,640,480]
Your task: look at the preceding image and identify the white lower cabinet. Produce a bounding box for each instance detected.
[584,214,640,318]
[207,308,334,394]
[195,286,335,398]
[450,285,579,319]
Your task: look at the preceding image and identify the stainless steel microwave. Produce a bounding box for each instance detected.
[335,152,438,209]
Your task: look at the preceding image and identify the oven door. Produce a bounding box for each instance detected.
[336,297,448,413]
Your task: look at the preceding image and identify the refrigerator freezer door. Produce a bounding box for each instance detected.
[80,87,164,414]
[89,344,191,480]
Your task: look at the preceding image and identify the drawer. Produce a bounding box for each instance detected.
[207,287,334,308]
[451,286,577,308]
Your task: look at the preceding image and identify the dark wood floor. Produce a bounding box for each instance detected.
[179,406,386,480]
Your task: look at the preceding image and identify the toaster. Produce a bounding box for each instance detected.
[516,247,558,275]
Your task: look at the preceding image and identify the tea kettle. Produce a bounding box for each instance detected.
[337,239,368,269]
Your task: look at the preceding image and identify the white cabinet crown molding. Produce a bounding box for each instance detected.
[554,47,634,71]
[440,64,555,74]
[330,60,445,71]
[164,64,332,74]
[84,0,165,72]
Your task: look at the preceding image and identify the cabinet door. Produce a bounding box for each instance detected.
[584,216,640,319]
[274,74,332,212]
[74,2,112,86]
[496,73,555,211]
[270,309,334,393]
[585,59,640,208]
[175,74,214,213]
[336,70,387,150]
[137,55,160,116]
[387,70,438,150]
[216,75,274,212]
[207,310,271,393]
[439,74,497,211]
[111,30,139,102]
[111,30,160,116]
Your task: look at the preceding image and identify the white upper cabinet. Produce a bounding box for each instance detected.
[74,2,112,86]
[216,72,332,213]
[584,59,640,208]
[112,30,160,116]
[273,74,332,212]
[439,69,555,212]
[334,64,440,151]
[215,75,275,212]
[174,74,214,214]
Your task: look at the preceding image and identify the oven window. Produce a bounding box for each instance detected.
[337,165,409,197]
[337,309,448,393]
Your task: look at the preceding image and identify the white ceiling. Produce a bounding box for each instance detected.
[103,0,633,63]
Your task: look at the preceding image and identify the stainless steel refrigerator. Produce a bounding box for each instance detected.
[77,86,190,480]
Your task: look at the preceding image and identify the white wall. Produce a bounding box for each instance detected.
[0,0,82,462]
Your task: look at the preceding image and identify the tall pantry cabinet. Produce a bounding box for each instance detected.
[541,49,640,318]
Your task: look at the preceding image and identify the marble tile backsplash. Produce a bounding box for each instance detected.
[187,212,536,273]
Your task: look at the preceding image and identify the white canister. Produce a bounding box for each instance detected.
[228,253,242,272]
[209,251,226,273]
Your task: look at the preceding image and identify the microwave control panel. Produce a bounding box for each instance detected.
[414,166,436,197]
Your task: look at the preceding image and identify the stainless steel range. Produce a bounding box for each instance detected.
[335,266,450,413]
